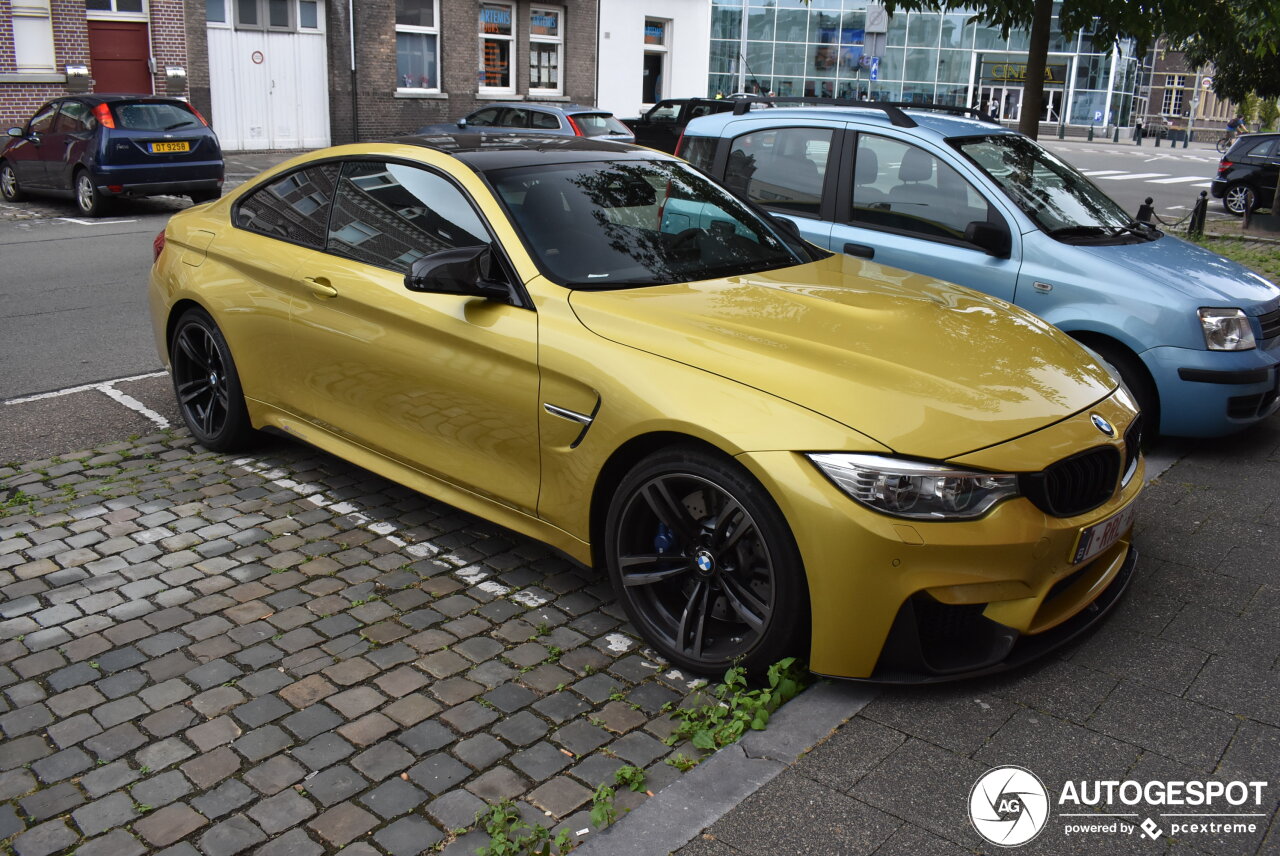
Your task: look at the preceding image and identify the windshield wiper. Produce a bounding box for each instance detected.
[1045,225,1110,238]
[1109,219,1161,241]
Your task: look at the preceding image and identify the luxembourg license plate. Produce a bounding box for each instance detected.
[150,141,190,153]
[1071,501,1138,564]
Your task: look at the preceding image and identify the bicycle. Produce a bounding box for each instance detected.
[1216,134,1235,154]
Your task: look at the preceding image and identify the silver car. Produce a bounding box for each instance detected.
[416,103,634,143]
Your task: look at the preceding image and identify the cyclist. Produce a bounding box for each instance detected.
[1226,115,1250,138]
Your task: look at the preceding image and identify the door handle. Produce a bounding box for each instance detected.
[302,276,338,299]
[843,243,875,259]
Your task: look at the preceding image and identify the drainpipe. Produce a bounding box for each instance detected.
[349,0,359,142]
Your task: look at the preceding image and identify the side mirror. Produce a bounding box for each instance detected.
[7,127,23,138]
[769,213,804,244]
[405,245,514,303]
[457,118,467,128]
[965,220,1011,258]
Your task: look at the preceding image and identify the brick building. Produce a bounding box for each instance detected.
[190,0,599,151]
[1,0,189,130]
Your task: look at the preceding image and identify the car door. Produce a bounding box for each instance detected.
[633,100,682,150]
[1250,137,1279,201]
[8,102,60,189]
[828,131,1022,303]
[716,123,840,247]
[287,158,541,514]
[44,100,95,191]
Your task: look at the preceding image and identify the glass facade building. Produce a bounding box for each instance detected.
[708,2,1141,127]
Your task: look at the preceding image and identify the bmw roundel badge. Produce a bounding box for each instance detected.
[1091,413,1115,437]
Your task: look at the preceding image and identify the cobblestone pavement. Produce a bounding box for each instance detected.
[0,430,714,855]
[674,419,1280,856]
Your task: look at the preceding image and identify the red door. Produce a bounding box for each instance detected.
[88,21,152,94]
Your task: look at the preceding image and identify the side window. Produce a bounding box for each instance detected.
[851,134,994,243]
[29,103,59,134]
[724,127,833,216]
[54,102,93,134]
[501,108,530,128]
[234,163,340,249]
[467,108,503,127]
[529,110,560,130]
[678,136,717,174]
[649,101,679,122]
[327,160,490,274]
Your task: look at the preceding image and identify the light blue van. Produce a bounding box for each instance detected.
[678,103,1280,438]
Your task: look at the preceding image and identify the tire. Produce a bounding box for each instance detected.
[604,446,808,677]
[74,170,110,217]
[1221,183,1256,216]
[169,307,255,452]
[190,189,221,205]
[0,160,24,202]
[1216,136,1232,155]
[1088,340,1159,443]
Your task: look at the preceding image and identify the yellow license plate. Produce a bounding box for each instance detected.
[150,141,190,153]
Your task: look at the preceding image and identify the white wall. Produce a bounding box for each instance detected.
[596,0,711,119]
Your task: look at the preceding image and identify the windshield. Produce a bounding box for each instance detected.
[953,134,1143,241]
[489,159,806,287]
[572,113,633,137]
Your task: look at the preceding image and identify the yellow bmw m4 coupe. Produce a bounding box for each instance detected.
[150,136,1142,681]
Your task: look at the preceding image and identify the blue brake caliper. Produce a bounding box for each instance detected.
[654,522,675,555]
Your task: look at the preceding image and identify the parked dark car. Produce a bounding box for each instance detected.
[1,94,224,217]
[417,103,634,143]
[623,98,737,153]
[1212,132,1280,215]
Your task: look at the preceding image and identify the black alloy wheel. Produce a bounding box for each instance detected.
[605,447,807,676]
[170,308,254,451]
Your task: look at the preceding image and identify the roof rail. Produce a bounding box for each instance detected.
[728,96,1002,127]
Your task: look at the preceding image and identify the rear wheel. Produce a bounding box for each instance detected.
[604,446,808,677]
[170,308,255,451]
[0,161,24,202]
[74,170,110,217]
[1222,183,1256,216]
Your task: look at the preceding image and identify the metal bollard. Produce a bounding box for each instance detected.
[1113,125,1120,143]
[1088,123,1095,141]
[1136,197,1155,222]
[1135,126,1144,146]
[1188,191,1208,238]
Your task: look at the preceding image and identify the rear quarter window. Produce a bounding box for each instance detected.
[574,113,631,137]
[677,135,717,174]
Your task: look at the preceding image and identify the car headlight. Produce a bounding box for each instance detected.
[1199,308,1256,351]
[807,453,1019,520]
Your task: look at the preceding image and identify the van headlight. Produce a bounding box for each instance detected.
[808,453,1019,520]
[1199,308,1255,351]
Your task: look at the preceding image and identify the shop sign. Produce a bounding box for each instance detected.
[982,62,1066,84]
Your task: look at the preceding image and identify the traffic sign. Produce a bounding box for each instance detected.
[869,56,879,81]
[1202,76,1213,89]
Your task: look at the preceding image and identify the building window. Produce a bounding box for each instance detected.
[529,6,563,95]
[480,2,515,92]
[233,0,302,30]
[84,0,144,14]
[11,0,56,71]
[397,0,440,90]
[207,0,226,24]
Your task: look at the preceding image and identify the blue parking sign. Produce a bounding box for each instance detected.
[869,56,879,81]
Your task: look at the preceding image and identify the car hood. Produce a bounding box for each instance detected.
[569,254,1115,460]
[1072,233,1280,310]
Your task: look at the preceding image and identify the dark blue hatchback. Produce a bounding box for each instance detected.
[1,94,224,217]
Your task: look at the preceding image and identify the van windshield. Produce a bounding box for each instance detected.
[953,134,1157,244]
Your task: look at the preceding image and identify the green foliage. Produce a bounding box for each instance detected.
[473,800,572,856]
[1258,97,1280,131]
[614,765,647,792]
[666,753,700,772]
[0,490,36,511]
[1239,92,1261,125]
[667,658,809,751]
[589,784,617,828]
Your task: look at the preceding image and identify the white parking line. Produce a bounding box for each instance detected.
[1149,175,1213,184]
[1096,173,1170,181]
[1081,170,1125,176]
[4,370,171,429]
[57,217,138,225]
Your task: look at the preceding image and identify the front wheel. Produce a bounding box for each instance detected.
[1216,136,1232,155]
[1089,340,1159,443]
[604,446,808,677]
[0,161,24,202]
[169,308,255,451]
[1222,183,1256,216]
[74,170,110,217]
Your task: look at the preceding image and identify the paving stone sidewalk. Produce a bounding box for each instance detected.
[0,431,718,856]
[673,421,1280,856]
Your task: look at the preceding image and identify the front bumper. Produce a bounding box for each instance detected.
[1142,344,1280,436]
[738,391,1142,680]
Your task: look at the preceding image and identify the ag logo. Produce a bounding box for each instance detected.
[969,766,1050,847]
